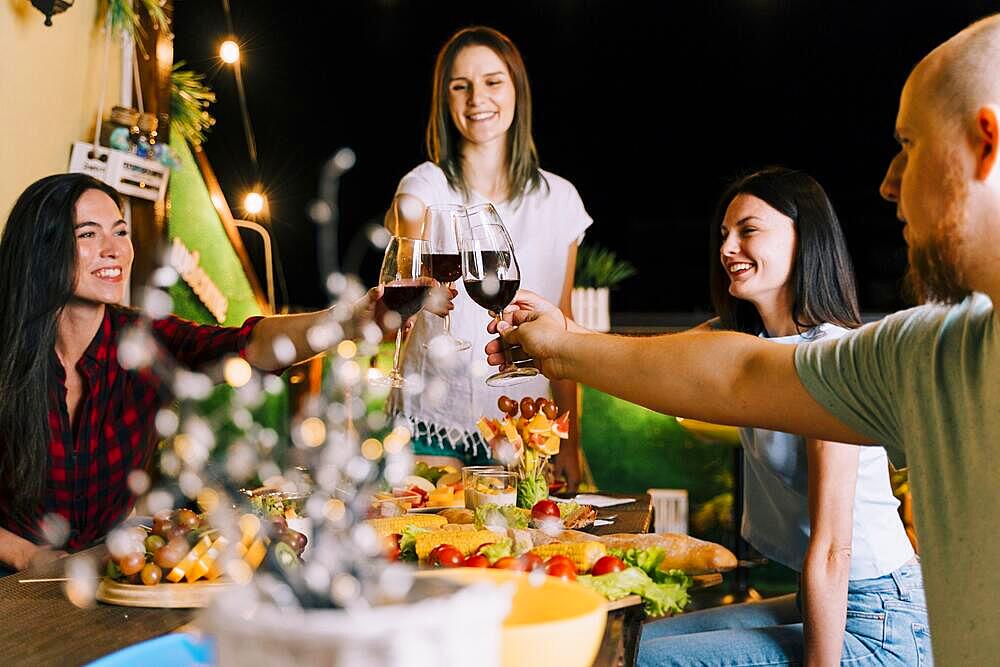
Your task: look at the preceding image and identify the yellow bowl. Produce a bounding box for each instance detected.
[418,568,607,667]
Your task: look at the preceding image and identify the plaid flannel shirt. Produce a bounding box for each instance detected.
[0,305,262,550]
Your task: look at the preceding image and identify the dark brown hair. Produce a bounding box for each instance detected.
[426,26,545,202]
[710,167,862,335]
[0,173,122,511]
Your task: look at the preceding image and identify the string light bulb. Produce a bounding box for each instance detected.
[243,191,265,215]
[220,40,240,64]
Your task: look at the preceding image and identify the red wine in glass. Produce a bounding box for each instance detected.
[381,282,431,320]
[429,253,462,284]
[464,278,520,314]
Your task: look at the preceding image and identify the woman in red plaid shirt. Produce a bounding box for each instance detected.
[0,173,451,572]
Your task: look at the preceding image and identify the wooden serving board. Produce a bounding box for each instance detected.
[96,577,232,608]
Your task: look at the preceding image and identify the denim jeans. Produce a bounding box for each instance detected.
[637,561,932,666]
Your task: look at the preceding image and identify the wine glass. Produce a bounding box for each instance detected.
[423,204,470,352]
[455,203,538,387]
[370,236,433,389]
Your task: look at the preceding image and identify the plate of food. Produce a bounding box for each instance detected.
[96,507,305,608]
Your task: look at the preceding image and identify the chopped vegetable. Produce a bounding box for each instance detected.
[478,539,513,564]
[577,567,691,617]
[398,525,429,561]
[474,503,530,529]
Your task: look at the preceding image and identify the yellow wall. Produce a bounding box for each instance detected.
[0,0,122,226]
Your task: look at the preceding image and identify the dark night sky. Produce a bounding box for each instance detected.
[172,1,998,315]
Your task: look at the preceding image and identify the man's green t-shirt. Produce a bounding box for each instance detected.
[794,293,998,666]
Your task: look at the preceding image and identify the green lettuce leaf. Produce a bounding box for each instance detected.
[474,504,530,529]
[608,547,692,585]
[479,538,513,563]
[398,525,429,561]
[577,567,691,617]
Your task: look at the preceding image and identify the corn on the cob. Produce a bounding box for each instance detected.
[366,514,448,538]
[530,541,607,573]
[415,528,501,560]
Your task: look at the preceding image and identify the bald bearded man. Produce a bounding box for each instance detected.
[488,14,1000,665]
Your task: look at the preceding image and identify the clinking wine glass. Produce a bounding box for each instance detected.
[455,202,539,387]
[371,236,434,389]
[423,204,470,352]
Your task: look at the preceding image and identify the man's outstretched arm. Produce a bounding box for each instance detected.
[492,310,874,445]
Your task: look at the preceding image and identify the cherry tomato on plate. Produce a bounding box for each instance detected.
[544,555,577,581]
[518,552,545,572]
[491,556,526,571]
[462,554,491,568]
[430,545,464,568]
[591,555,627,576]
[531,499,561,521]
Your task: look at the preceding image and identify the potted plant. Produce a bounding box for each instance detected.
[572,244,637,331]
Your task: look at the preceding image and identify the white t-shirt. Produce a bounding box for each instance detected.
[741,324,914,579]
[394,162,592,453]
[795,293,998,666]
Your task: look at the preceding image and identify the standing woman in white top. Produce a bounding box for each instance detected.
[386,26,592,489]
[638,168,931,666]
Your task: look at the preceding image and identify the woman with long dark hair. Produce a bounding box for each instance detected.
[385,26,591,489]
[635,167,931,665]
[0,173,446,572]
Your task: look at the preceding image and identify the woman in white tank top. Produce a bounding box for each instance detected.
[636,168,931,665]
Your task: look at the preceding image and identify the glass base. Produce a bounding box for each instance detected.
[485,366,539,387]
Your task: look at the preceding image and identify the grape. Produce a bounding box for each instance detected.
[152,513,174,539]
[519,397,537,419]
[542,402,558,420]
[140,563,162,586]
[119,550,145,576]
[497,396,517,416]
[534,397,548,413]
[175,508,199,531]
[144,534,166,554]
[283,530,307,554]
[153,538,188,570]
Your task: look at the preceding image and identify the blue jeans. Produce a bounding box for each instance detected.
[637,561,932,666]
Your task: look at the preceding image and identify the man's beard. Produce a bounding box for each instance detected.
[905,156,972,305]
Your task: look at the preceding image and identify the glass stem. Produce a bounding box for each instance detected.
[495,313,514,371]
[391,328,404,378]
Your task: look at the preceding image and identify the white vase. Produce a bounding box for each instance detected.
[571,287,610,332]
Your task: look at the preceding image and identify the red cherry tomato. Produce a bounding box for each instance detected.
[462,554,491,568]
[473,542,495,555]
[531,499,561,521]
[491,556,526,571]
[591,555,627,576]
[428,544,447,561]
[386,544,401,561]
[544,558,577,581]
[431,545,464,568]
[519,397,537,419]
[518,552,545,572]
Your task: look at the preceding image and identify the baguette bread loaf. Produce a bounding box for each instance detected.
[438,508,475,524]
[598,532,737,574]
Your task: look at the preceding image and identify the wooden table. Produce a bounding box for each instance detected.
[0,492,676,667]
